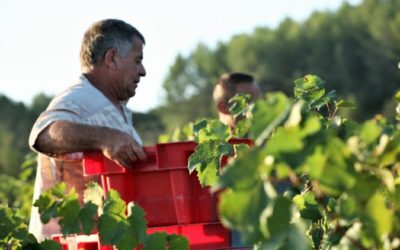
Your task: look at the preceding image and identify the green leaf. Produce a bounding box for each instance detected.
[58,196,81,235]
[34,194,59,224]
[34,183,73,225]
[309,87,325,101]
[336,100,356,108]
[217,143,233,156]
[299,146,326,179]
[275,163,291,179]
[98,190,133,247]
[318,164,356,195]
[349,173,380,202]
[98,213,128,245]
[293,192,322,222]
[337,196,357,220]
[127,203,148,243]
[300,115,321,137]
[103,190,126,216]
[197,119,230,143]
[188,141,233,186]
[115,230,139,250]
[218,184,269,244]
[188,142,215,173]
[293,194,305,210]
[259,219,309,250]
[294,74,324,90]
[283,221,310,250]
[197,158,219,186]
[38,239,62,250]
[193,119,208,136]
[168,234,189,250]
[262,196,292,236]
[251,92,292,145]
[217,148,261,191]
[365,192,393,239]
[315,138,355,195]
[51,182,68,198]
[265,127,303,155]
[79,202,98,234]
[208,119,230,141]
[229,93,252,118]
[327,197,336,212]
[11,226,32,244]
[233,118,251,137]
[380,131,400,166]
[360,120,382,145]
[0,205,17,239]
[143,232,167,250]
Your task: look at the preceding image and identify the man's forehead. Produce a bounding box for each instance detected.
[234,82,261,99]
[235,82,256,92]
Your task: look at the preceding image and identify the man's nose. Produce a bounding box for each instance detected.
[140,65,146,77]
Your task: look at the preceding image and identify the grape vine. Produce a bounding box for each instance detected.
[1,182,189,250]
[189,74,400,249]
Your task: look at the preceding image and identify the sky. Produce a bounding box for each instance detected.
[0,0,362,113]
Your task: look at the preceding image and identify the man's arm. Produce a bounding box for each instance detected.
[33,120,146,168]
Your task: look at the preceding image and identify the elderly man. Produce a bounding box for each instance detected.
[28,19,147,240]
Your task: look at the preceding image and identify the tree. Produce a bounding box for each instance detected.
[160,0,400,131]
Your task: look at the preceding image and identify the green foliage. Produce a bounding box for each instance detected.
[0,204,61,250]
[0,153,37,221]
[2,181,189,250]
[188,119,233,186]
[158,122,195,143]
[32,182,188,250]
[189,74,400,249]
[0,94,50,226]
[132,111,165,145]
[0,94,51,177]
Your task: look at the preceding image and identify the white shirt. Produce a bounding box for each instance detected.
[28,75,142,241]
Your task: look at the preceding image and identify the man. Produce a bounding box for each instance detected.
[28,19,147,240]
[213,72,262,247]
[213,72,262,128]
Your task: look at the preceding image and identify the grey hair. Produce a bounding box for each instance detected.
[80,19,145,73]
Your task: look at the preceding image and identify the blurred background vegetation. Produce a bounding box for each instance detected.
[0,0,399,221]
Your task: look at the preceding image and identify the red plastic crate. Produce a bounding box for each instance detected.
[98,222,230,250]
[83,139,253,227]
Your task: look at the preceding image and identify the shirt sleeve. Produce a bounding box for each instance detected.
[28,109,82,152]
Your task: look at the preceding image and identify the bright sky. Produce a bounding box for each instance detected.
[0,0,362,112]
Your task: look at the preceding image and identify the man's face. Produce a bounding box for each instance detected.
[115,36,146,101]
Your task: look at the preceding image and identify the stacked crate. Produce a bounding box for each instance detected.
[53,139,252,249]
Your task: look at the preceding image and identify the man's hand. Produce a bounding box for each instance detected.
[100,130,146,169]
[33,121,146,169]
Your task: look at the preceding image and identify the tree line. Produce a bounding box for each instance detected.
[157,0,400,131]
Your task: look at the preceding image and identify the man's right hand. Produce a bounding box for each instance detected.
[100,129,146,169]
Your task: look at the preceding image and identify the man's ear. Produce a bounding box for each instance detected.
[103,48,118,70]
[217,101,231,115]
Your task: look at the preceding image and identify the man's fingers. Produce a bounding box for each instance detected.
[125,145,138,163]
[116,157,132,170]
[131,143,146,161]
